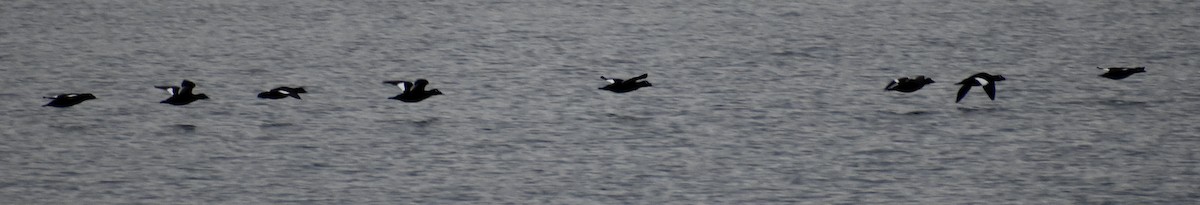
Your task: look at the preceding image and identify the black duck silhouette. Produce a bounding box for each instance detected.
[156,80,209,105]
[885,75,935,93]
[384,79,442,103]
[599,73,653,93]
[955,73,1006,103]
[43,93,97,107]
[258,87,307,99]
[1098,67,1145,80]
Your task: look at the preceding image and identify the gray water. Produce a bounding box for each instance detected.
[2,0,1199,204]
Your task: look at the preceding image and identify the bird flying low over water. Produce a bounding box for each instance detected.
[955,73,1006,103]
[1098,67,1146,80]
[885,75,935,93]
[156,80,209,105]
[258,87,307,99]
[599,73,653,93]
[43,93,97,108]
[383,79,442,103]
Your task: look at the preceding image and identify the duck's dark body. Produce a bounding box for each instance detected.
[599,73,653,93]
[157,80,209,105]
[43,93,97,108]
[258,87,307,99]
[1098,67,1146,80]
[955,73,1006,103]
[885,76,935,93]
[384,79,442,103]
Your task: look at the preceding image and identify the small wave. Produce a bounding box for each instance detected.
[956,106,1005,113]
[880,110,934,116]
[852,149,913,156]
[259,123,294,128]
[1099,99,1148,107]
[605,113,650,121]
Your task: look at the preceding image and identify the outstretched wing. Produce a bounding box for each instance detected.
[179,80,197,95]
[273,88,303,99]
[983,82,997,100]
[44,94,65,99]
[600,76,620,84]
[289,87,307,93]
[272,88,290,95]
[383,81,413,91]
[155,86,181,95]
[884,79,900,91]
[955,84,972,103]
[628,73,649,82]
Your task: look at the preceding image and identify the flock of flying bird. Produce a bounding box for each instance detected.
[883,67,1145,103]
[39,73,655,108]
[41,67,1143,108]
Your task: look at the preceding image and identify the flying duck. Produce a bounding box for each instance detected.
[43,93,97,107]
[955,73,1006,103]
[258,87,307,99]
[1098,67,1146,80]
[156,80,209,105]
[885,75,935,92]
[599,73,652,93]
[383,79,442,103]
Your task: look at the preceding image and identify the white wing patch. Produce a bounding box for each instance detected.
[279,90,290,94]
[165,88,177,95]
[397,83,408,91]
[974,77,989,86]
[606,79,616,84]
